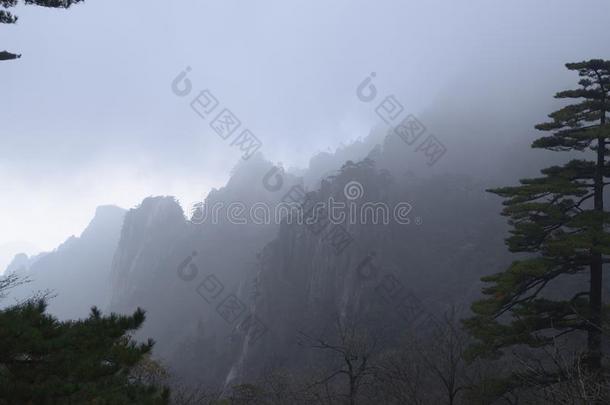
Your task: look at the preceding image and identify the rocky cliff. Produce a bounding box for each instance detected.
[3,205,125,320]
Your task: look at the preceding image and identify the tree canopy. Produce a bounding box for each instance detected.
[0,297,168,404]
[1,0,85,60]
[465,59,610,397]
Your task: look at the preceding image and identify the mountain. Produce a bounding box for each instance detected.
[0,127,519,388]
[4,252,46,275]
[0,124,575,389]
[101,127,513,388]
[2,205,126,320]
[225,143,512,385]
[107,154,306,385]
[0,126,515,390]
[0,241,40,275]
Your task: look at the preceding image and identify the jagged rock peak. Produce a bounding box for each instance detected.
[125,196,185,227]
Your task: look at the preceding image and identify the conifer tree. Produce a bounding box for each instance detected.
[0,299,169,404]
[465,60,610,378]
[1,0,84,60]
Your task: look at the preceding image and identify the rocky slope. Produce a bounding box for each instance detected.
[226,152,511,384]
[3,205,125,320]
[107,155,303,385]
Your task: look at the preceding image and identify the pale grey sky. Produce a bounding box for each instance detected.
[1,0,609,258]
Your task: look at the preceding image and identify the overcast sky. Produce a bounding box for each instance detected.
[1,0,609,263]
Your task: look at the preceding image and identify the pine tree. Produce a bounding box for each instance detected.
[0,299,169,404]
[465,60,610,382]
[1,0,84,61]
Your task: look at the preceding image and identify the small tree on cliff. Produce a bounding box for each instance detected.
[1,0,85,61]
[465,60,610,385]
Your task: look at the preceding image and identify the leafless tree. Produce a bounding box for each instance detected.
[0,273,29,301]
[298,313,383,405]
[169,382,223,405]
[510,343,610,404]
[376,306,488,405]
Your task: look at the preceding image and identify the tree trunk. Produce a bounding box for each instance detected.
[588,96,606,370]
[348,376,356,405]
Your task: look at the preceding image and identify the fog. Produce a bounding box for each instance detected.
[2,0,607,251]
[1,1,610,403]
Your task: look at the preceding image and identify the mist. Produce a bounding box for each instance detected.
[2,0,610,403]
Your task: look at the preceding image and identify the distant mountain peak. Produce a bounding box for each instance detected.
[81,205,126,241]
[95,205,125,217]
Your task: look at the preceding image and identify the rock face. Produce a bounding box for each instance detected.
[109,196,188,314]
[3,205,126,320]
[4,252,46,275]
[1,127,514,388]
[0,241,41,275]
[103,131,513,387]
[226,156,511,384]
[107,156,301,385]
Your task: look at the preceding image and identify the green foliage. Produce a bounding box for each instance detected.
[465,60,610,397]
[0,299,169,404]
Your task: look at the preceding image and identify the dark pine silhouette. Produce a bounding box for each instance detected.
[1,0,85,60]
[465,59,610,394]
[0,296,169,404]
